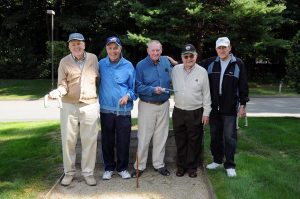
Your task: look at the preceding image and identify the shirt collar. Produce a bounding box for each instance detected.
[183,64,196,74]
[146,55,161,65]
[71,52,86,62]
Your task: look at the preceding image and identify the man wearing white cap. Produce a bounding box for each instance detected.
[48,33,100,186]
[202,37,249,177]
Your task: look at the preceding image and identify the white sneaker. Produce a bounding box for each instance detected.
[102,171,113,180]
[206,162,222,170]
[226,168,237,177]
[118,170,131,179]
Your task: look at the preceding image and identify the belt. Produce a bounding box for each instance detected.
[141,99,166,105]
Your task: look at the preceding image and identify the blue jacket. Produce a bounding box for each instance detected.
[99,56,136,115]
[135,55,172,102]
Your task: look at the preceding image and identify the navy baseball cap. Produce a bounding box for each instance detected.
[106,36,122,46]
[67,33,85,42]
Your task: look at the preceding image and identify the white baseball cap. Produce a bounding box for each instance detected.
[216,37,230,48]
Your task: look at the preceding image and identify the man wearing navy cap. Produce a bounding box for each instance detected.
[48,33,99,186]
[98,36,136,180]
[171,44,211,178]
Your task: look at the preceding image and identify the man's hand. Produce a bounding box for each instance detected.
[167,56,178,66]
[202,116,209,125]
[49,89,61,99]
[239,105,246,118]
[119,95,129,106]
[154,87,164,94]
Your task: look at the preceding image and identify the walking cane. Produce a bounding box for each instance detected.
[136,152,139,188]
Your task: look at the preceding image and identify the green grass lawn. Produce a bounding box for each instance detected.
[0,79,52,100]
[0,79,299,100]
[1,118,299,198]
[204,117,300,199]
[249,82,299,96]
[0,121,61,199]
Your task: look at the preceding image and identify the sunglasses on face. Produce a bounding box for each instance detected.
[183,54,195,59]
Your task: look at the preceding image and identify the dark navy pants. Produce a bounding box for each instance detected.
[209,113,237,169]
[100,112,131,172]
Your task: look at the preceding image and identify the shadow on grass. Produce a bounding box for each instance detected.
[0,122,62,198]
[0,79,53,100]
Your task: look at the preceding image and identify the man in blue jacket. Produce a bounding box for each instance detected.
[99,36,136,180]
[202,37,249,177]
[132,40,172,177]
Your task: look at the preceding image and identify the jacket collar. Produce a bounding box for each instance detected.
[105,55,124,67]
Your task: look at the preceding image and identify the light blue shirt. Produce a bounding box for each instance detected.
[219,56,231,94]
[99,56,136,115]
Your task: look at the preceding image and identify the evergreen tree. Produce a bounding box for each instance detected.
[285,30,300,93]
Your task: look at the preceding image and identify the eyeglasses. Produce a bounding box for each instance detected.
[183,54,195,59]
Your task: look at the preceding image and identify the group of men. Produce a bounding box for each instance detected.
[49,32,249,186]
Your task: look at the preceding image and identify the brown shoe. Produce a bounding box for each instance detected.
[176,168,186,177]
[188,171,197,178]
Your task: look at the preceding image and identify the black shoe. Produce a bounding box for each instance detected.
[131,169,144,178]
[154,167,170,176]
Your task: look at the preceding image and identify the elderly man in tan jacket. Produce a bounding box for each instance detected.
[49,33,99,186]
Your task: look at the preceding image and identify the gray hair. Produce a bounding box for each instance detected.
[147,40,162,49]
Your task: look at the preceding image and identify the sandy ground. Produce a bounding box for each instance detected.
[48,164,214,199]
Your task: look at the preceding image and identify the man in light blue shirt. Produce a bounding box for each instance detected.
[99,36,136,180]
[132,40,172,178]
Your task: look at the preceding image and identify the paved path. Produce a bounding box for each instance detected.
[246,97,300,117]
[0,97,299,122]
[48,166,214,199]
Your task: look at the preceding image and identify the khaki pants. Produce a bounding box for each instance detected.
[60,102,99,177]
[134,100,169,170]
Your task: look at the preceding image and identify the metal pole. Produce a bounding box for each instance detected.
[51,14,54,90]
[47,10,55,90]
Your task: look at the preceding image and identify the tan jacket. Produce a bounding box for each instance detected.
[57,52,99,104]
